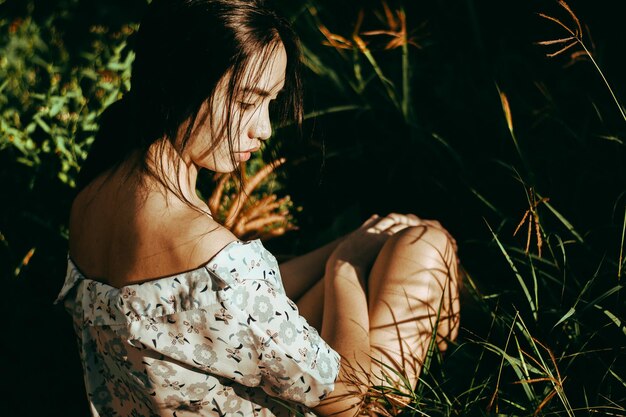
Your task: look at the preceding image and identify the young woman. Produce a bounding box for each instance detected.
[56,1,460,416]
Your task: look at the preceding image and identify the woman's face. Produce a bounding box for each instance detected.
[186,43,287,173]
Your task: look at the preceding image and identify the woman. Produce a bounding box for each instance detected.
[56,0,460,416]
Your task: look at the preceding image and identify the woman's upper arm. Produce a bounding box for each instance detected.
[228,277,340,407]
[127,276,340,409]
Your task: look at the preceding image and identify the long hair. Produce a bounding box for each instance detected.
[77,0,302,207]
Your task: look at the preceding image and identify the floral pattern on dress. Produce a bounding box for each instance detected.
[56,239,340,417]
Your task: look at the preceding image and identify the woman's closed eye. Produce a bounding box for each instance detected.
[238,101,256,111]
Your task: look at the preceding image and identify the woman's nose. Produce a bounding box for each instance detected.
[250,107,272,141]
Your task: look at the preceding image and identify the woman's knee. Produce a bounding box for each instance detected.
[382,225,458,272]
[384,226,460,343]
[377,225,460,316]
[369,225,460,305]
[369,224,461,354]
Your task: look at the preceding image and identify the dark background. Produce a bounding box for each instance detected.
[2,0,625,415]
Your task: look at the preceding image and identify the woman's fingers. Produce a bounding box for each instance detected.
[387,212,421,226]
[361,214,457,253]
[383,223,409,235]
[366,215,416,236]
[364,213,420,235]
[375,216,397,230]
[361,214,381,229]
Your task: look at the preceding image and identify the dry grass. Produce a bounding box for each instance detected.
[513,187,550,258]
[208,158,298,241]
[537,0,625,121]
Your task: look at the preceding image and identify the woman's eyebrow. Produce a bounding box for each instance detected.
[242,80,285,97]
[242,87,271,97]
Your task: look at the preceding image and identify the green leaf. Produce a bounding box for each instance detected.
[553,307,576,329]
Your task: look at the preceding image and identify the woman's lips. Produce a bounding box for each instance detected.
[237,151,251,161]
[236,147,258,162]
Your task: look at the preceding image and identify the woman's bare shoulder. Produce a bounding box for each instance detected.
[69,176,238,285]
[169,206,238,267]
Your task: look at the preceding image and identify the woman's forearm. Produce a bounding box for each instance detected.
[315,260,371,417]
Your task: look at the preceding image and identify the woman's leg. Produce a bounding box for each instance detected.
[280,236,344,302]
[295,276,325,330]
[295,223,460,403]
[367,225,460,390]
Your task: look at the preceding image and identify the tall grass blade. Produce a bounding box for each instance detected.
[497,87,534,178]
[516,316,575,417]
[430,132,464,167]
[538,2,626,121]
[401,23,411,122]
[482,340,541,404]
[609,368,626,390]
[303,105,365,120]
[553,261,601,327]
[528,255,540,316]
[470,188,504,216]
[553,307,576,329]
[300,43,345,92]
[513,334,538,402]
[355,38,401,110]
[619,205,625,280]
[579,42,626,122]
[487,312,516,413]
[541,199,584,243]
[579,285,623,315]
[594,305,626,336]
[486,221,538,320]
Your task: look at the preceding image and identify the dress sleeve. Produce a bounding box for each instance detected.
[225,276,340,407]
[123,269,340,410]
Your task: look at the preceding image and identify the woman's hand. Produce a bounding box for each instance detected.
[327,214,412,272]
[327,213,458,274]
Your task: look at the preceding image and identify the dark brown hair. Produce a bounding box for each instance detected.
[77,0,302,206]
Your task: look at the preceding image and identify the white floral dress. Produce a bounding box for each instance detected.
[56,239,340,417]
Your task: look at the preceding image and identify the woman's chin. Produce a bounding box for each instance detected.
[203,163,239,174]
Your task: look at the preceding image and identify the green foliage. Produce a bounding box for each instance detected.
[0,7,135,291]
[3,0,625,416]
[0,14,134,188]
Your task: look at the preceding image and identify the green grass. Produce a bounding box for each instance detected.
[1,0,624,416]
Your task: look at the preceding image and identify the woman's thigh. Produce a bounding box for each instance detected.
[367,225,460,389]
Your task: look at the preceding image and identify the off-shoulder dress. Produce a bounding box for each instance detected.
[56,239,340,417]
